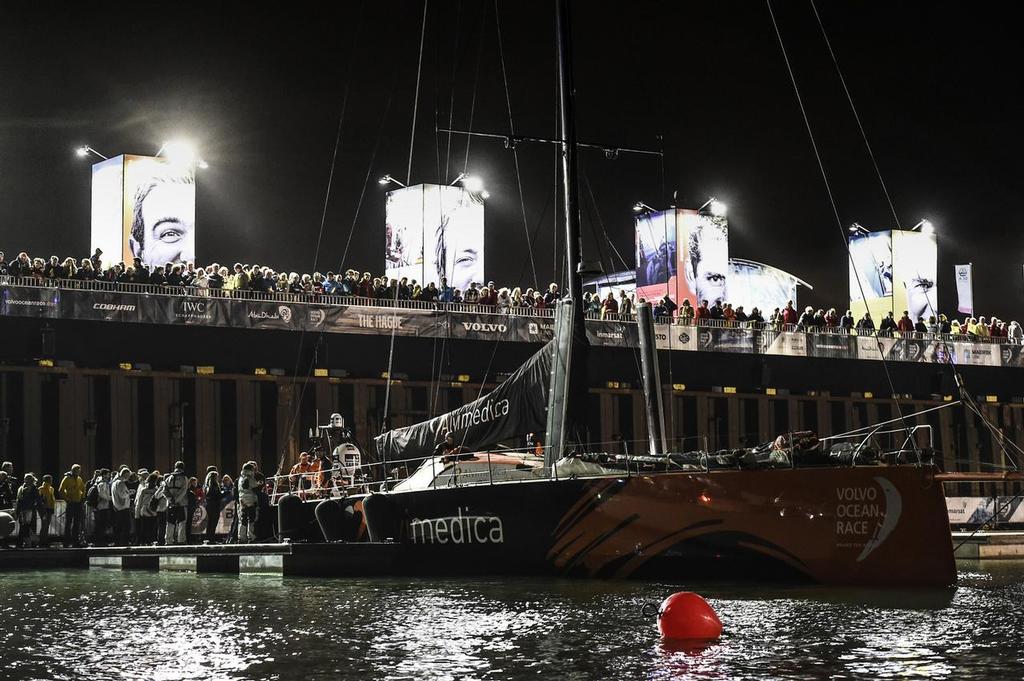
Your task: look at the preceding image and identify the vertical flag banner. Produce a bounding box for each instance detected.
[955,264,973,314]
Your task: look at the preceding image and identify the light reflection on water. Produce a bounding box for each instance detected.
[0,560,1022,680]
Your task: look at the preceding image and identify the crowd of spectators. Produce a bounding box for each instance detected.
[2,248,1020,342]
[0,458,274,548]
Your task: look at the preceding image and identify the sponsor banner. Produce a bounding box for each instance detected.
[884,338,929,363]
[654,323,698,351]
[999,496,1024,523]
[191,500,236,535]
[586,321,638,348]
[523,317,555,343]
[0,285,1016,368]
[141,295,233,327]
[449,312,519,342]
[946,496,995,525]
[766,331,807,357]
[999,344,1024,368]
[63,289,141,323]
[375,341,552,463]
[807,333,857,359]
[696,326,755,354]
[1,285,59,318]
[239,300,301,331]
[955,264,973,315]
[950,342,1001,367]
[308,305,442,337]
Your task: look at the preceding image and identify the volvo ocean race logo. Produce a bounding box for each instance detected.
[834,476,903,562]
[409,507,505,545]
[308,309,326,326]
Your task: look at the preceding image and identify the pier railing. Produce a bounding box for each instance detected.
[1,276,1019,367]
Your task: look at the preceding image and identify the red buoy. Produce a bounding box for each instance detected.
[657,592,722,641]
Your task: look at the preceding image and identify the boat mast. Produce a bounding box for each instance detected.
[544,0,588,468]
[555,0,585,327]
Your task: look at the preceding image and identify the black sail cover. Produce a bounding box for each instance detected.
[374,341,553,463]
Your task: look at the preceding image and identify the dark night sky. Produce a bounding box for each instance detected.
[1,1,1021,318]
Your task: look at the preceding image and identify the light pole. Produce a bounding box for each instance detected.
[75,145,109,161]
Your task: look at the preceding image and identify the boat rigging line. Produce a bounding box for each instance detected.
[438,126,663,159]
[279,56,401,475]
[810,1,1019,472]
[766,0,920,459]
[406,0,429,186]
[810,0,902,231]
[494,0,539,290]
[277,10,371,476]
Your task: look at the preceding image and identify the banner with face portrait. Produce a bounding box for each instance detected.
[892,231,938,324]
[848,230,894,323]
[384,184,484,294]
[123,155,196,270]
[727,259,804,319]
[680,211,729,307]
[89,155,196,272]
[635,209,678,305]
[89,156,126,270]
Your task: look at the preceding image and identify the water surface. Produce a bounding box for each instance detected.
[1,561,1022,680]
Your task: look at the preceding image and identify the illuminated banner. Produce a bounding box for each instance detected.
[90,154,196,271]
[682,213,729,307]
[727,259,808,317]
[892,230,937,323]
[636,209,728,308]
[635,209,678,305]
[955,264,973,314]
[848,231,894,322]
[384,184,484,292]
[849,229,937,324]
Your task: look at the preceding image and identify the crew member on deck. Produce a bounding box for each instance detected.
[434,432,464,463]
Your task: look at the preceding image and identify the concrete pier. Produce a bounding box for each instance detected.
[952,531,1024,559]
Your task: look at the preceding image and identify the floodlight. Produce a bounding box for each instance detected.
[378,174,406,188]
[461,175,485,194]
[480,190,490,200]
[912,218,935,235]
[698,196,727,217]
[160,139,198,166]
[75,145,108,161]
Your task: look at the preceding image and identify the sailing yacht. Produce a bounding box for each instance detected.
[354,0,957,587]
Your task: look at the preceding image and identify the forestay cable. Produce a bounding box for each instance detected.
[766,0,919,455]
